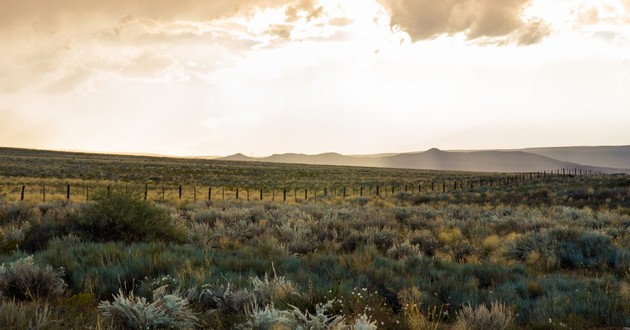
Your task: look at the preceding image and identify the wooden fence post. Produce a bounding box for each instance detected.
[208,187,212,201]
[236,188,239,200]
[360,187,363,197]
[194,186,197,202]
[305,188,308,200]
[21,185,25,201]
[283,188,287,202]
[260,189,263,201]
[43,183,46,202]
[179,185,182,199]
[343,187,346,198]
[107,186,111,198]
[376,185,379,196]
[144,184,148,201]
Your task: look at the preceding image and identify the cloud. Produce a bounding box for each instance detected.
[285,0,324,22]
[577,6,600,25]
[0,108,58,147]
[377,0,550,45]
[0,0,282,29]
[121,51,176,79]
[43,66,94,95]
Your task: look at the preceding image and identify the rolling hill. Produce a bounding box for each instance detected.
[218,147,630,173]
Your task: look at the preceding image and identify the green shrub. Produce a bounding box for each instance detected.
[0,256,66,301]
[74,191,186,243]
[506,228,621,270]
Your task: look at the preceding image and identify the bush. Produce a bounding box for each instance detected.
[74,191,186,243]
[506,228,621,270]
[98,286,198,329]
[455,301,512,330]
[238,299,346,330]
[0,256,66,301]
[0,299,51,329]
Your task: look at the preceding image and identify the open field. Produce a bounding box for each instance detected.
[0,148,628,329]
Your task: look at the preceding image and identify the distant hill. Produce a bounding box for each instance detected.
[217,147,630,173]
[221,153,255,162]
[523,146,630,169]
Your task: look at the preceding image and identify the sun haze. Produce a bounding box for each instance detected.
[1,0,628,156]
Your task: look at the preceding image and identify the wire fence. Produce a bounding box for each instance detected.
[0,169,605,203]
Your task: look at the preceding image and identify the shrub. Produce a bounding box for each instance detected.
[454,301,512,330]
[98,286,198,329]
[0,225,25,253]
[74,191,186,243]
[506,228,621,270]
[199,282,256,314]
[250,271,299,305]
[0,299,51,330]
[0,256,66,301]
[386,243,420,260]
[238,299,346,330]
[352,313,378,330]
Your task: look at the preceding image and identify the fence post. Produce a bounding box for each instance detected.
[222,187,225,201]
[431,182,435,192]
[43,183,46,202]
[442,182,446,193]
[343,187,346,198]
[305,189,308,200]
[144,184,148,201]
[247,189,249,201]
[208,187,212,201]
[283,188,287,202]
[360,187,363,197]
[161,186,165,200]
[376,185,379,197]
[107,186,111,198]
[194,186,197,202]
[21,185,25,201]
[86,184,89,201]
[179,185,182,199]
[236,188,239,200]
[260,189,263,201]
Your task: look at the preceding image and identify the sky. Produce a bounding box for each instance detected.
[1,0,629,157]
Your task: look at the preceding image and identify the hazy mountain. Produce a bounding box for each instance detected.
[221,153,256,161]
[523,146,630,169]
[217,147,629,173]
[380,149,602,173]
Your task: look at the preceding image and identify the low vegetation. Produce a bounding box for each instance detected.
[0,149,628,328]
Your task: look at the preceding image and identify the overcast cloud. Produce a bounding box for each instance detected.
[1,0,629,156]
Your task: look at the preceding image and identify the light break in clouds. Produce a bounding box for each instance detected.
[1,0,629,156]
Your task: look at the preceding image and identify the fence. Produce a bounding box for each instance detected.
[0,169,605,203]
